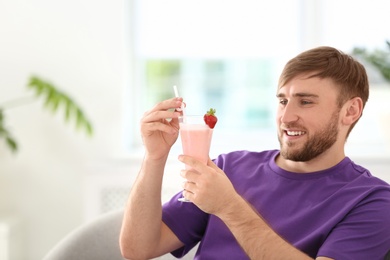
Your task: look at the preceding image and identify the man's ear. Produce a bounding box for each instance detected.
[341,97,363,126]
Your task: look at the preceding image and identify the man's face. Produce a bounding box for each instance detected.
[276,75,341,162]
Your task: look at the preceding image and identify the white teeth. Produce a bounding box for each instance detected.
[286,131,305,136]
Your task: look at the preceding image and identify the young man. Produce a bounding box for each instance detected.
[120,46,390,259]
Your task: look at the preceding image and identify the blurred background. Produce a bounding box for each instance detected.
[0,0,389,259]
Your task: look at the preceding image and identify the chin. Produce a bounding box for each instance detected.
[280,147,315,162]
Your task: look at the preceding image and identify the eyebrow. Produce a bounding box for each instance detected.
[276,92,320,98]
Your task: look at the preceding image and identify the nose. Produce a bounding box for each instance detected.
[279,103,299,124]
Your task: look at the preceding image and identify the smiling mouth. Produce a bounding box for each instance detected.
[285,130,306,136]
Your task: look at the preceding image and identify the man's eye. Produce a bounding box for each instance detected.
[301,100,312,105]
[279,99,287,105]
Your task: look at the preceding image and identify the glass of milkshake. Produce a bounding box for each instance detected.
[178,115,213,202]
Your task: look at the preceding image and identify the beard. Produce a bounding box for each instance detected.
[278,111,340,162]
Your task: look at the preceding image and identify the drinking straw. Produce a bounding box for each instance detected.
[173,85,186,122]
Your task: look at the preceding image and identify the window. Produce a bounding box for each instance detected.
[142,59,276,128]
[129,0,390,158]
[130,0,301,155]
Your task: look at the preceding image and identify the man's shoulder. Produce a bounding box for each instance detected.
[346,158,390,188]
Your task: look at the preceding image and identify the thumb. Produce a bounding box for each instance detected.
[207,158,220,171]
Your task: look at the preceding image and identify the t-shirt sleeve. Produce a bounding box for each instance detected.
[162,192,209,258]
[317,187,390,259]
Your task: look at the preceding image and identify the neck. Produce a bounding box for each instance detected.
[275,145,346,173]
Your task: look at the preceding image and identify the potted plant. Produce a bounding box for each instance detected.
[352,41,390,150]
[0,76,93,153]
[352,40,390,83]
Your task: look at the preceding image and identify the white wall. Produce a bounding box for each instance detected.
[0,0,131,259]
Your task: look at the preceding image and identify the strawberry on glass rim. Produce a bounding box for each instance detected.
[204,108,218,129]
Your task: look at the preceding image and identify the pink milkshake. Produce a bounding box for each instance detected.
[177,112,216,202]
[180,118,213,167]
[179,116,213,168]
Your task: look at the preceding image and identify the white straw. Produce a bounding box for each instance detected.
[173,85,186,122]
[173,85,179,98]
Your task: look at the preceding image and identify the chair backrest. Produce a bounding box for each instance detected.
[42,208,196,260]
[42,209,125,260]
[386,250,390,260]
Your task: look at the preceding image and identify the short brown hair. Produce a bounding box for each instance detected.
[278,46,369,136]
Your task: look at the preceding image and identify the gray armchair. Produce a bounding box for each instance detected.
[43,209,125,260]
[43,209,195,260]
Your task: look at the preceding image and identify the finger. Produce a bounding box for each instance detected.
[180,170,186,179]
[142,110,181,124]
[175,101,187,112]
[150,97,183,113]
[142,97,183,121]
[182,190,193,201]
[182,180,196,191]
[180,169,194,180]
[178,155,207,172]
[142,121,179,135]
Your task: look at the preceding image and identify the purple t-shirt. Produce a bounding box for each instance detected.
[162,150,390,259]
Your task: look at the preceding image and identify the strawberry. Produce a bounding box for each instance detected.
[204,108,218,129]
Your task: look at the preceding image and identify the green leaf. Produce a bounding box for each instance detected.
[6,136,18,153]
[44,88,53,107]
[27,75,94,137]
[64,100,73,121]
[0,110,8,136]
[50,93,61,112]
[85,121,93,136]
[76,109,83,129]
[0,111,18,153]
[0,109,4,123]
